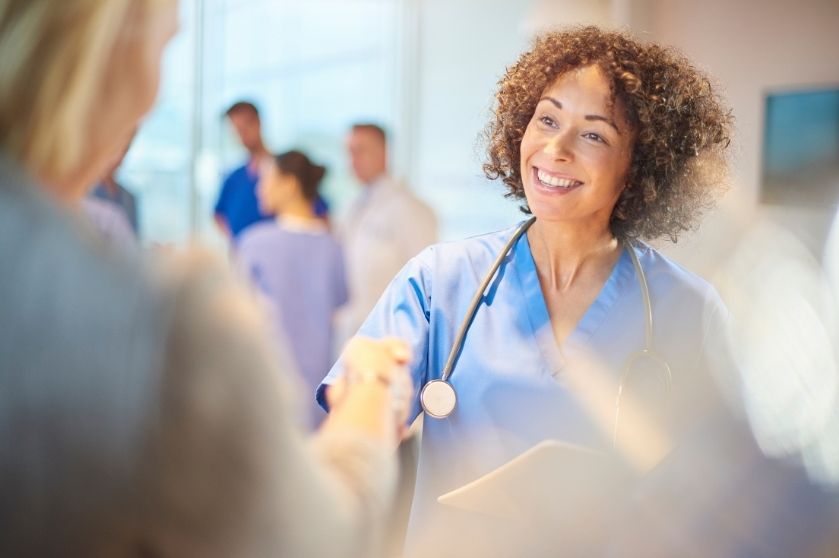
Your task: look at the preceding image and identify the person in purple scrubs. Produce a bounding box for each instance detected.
[238,150,348,430]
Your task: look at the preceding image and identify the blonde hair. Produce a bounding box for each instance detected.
[0,0,158,180]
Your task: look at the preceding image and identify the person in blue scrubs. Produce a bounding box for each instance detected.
[319,27,734,557]
[239,150,347,430]
[214,101,329,241]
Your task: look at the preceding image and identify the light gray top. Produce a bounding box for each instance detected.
[0,156,395,557]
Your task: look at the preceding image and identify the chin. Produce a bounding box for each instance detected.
[523,196,566,222]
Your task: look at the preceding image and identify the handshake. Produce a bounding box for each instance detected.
[323,337,415,447]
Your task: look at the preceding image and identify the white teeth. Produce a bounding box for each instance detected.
[537,169,580,188]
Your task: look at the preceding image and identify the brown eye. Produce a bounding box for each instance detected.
[583,132,607,144]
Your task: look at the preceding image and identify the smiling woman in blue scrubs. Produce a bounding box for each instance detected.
[319,26,733,557]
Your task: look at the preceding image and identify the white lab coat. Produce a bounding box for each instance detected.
[336,175,438,351]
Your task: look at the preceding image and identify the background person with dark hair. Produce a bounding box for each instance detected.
[214,101,330,242]
[238,150,348,430]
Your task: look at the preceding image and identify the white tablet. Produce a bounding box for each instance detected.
[438,439,625,521]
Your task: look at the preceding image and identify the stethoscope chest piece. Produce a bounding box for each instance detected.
[420,379,457,419]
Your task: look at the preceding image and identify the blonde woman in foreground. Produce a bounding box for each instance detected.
[0,1,409,556]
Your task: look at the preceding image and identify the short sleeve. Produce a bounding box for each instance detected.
[213,174,233,216]
[317,250,434,423]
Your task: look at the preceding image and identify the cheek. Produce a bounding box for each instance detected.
[269,181,283,201]
[126,8,177,119]
[519,122,538,167]
[587,147,630,184]
[100,41,162,135]
[612,150,634,193]
[135,39,166,114]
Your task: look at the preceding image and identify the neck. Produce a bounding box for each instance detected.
[248,145,269,166]
[278,197,317,222]
[40,167,94,204]
[528,218,620,292]
[364,171,387,187]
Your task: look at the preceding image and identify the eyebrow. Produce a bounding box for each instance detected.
[538,96,621,134]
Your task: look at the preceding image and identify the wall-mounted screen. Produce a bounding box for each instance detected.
[762,88,839,206]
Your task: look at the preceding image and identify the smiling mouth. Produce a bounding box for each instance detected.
[534,167,583,189]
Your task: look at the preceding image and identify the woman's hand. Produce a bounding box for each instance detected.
[323,336,414,446]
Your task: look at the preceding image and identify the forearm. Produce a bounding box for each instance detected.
[146,251,398,558]
[321,381,396,445]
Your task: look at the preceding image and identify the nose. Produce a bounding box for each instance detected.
[545,130,574,162]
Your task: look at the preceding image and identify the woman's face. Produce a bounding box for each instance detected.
[257,160,297,215]
[519,65,634,233]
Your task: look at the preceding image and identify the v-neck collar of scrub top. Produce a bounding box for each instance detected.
[511,226,636,376]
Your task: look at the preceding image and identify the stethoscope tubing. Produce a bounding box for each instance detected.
[439,217,536,383]
[424,218,671,430]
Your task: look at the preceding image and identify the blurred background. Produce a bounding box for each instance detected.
[97,0,839,534]
[122,0,838,265]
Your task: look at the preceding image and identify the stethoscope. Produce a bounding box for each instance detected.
[419,217,672,445]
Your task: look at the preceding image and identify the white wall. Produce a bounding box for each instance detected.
[407,0,533,240]
[408,0,618,240]
[408,0,839,270]
[634,0,839,272]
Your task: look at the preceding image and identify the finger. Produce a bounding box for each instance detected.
[381,337,412,363]
[325,377,346,410]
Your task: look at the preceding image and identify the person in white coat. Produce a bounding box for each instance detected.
[337,123,438,347]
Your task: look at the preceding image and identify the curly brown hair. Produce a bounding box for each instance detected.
[483,26,733,241]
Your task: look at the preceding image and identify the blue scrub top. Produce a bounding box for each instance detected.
[215,163,331,239]
[318,221,730,555]
[214,164,270,239]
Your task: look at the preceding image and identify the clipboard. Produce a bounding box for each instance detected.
[438,439,629,522]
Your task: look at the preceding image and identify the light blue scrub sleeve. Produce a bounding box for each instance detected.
[317,248,434,422]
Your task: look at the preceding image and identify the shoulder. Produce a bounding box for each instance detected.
[376,180,432,210]
[0,167,170,384]
[633,241,726,311]
[82,198,134,241]
[237,221,281,249]
[411,222,524,274]
[82,196,126,222]
[223,164,250,184]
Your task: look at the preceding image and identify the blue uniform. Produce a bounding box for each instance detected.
[214,164,271,239]
[318,221,729,556]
